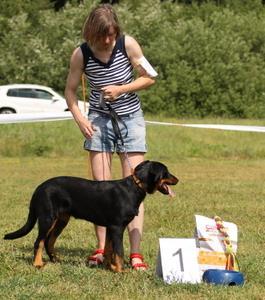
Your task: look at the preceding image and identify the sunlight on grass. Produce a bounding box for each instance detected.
[0,119,265,299]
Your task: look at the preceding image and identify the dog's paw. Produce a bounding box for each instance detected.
[33,261,46,269]
[50,254,61,263]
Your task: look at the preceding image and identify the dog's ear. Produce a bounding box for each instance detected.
[135,161,178,195]
[134,161,150,178]
[149,162,165,182]
[134,161,161,194]
[135,160,150,170]
[146,162,170,193]
[134,161,152,189]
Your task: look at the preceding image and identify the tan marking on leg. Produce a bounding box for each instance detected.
[46,219,57,237]
[111,254,124,273]
[47,233,58,262]
[47,214,70,262]
[103,236,113,270]
[33,240,45,268]
[116,254,124,272]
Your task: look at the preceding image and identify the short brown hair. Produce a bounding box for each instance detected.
[82,4,121,45]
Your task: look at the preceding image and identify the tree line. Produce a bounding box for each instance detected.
[1,0,265,117]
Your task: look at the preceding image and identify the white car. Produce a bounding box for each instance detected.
[0,84,88,114]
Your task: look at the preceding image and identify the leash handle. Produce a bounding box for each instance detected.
[99,91,107,109]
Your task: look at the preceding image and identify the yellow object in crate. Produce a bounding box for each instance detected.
[198,250,227,266]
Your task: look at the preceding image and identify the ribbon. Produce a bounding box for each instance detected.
[214,216,239,271]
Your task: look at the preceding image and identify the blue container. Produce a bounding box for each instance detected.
[203,269,244,286]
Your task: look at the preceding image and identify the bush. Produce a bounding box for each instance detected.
[130,3,265,117]
[1,0,265,117]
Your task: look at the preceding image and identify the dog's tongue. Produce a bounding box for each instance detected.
[165,184,176,197]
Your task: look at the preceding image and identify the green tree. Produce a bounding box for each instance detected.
[1,0,265,117]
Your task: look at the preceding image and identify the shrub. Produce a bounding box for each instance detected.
[1,0,265,117]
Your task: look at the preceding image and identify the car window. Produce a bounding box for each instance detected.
[7,89,20,97]
[7,88,35,98]
[34,89,53,100]
[7,88,54,100]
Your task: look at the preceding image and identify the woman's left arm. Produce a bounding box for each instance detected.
[102,35,156,100]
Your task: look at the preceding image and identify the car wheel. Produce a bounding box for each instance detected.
[0,108,15,114]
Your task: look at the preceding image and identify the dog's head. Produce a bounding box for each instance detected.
[133,161,178,196]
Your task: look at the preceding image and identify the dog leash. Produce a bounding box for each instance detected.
[80,78,134,172]
[96,94,144,188]
[81,77,134,173]
[99,92,134,172]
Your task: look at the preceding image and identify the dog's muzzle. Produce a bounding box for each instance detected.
[158,176,179,197]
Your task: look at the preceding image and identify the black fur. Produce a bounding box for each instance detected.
[4,160,178,271]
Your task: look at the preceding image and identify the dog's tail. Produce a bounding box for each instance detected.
[4,203,37,240]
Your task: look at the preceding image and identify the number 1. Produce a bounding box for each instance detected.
[173,248,184,272]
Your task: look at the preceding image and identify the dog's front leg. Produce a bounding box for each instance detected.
[104,228,113,270]
[104,225,125,272]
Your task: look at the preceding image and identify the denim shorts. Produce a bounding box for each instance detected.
[84,109,147,153]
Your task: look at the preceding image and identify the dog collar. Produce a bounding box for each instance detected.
[132,173,146,192]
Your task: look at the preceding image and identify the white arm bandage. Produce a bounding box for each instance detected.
[137,56,158,78]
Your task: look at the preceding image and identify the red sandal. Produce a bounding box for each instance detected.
[130,253,148,270]
[87,249,104,266]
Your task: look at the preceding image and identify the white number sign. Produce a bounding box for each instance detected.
[156,238,201,284]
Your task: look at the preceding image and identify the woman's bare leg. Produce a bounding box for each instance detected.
[88,151,112,263]
[119,153,146,269]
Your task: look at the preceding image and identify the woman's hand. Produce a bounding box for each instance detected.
[101,85,123,101]
[77,118,96,139]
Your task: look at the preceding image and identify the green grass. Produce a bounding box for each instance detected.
[0,118,265,299]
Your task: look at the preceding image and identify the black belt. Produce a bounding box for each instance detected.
[88,108,132,118]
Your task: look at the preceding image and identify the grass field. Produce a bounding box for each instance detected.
[0,117,265,299]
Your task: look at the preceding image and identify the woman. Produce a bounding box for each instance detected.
[65,4,157,270]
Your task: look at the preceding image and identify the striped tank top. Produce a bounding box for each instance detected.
[80,35,141,116]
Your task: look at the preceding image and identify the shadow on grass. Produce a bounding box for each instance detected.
[14,245,135,270]
[15,245,94,266]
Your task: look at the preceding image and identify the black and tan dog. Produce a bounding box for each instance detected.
[4,160,178,272]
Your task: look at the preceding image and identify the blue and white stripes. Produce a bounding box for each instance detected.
[81,36,141,116]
